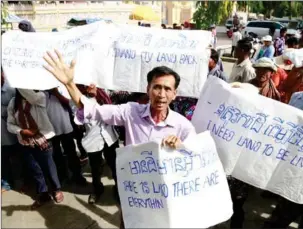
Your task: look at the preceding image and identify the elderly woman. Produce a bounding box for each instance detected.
[249,57,281,101]
[7,89,63,209]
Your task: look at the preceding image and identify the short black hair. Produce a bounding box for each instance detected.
[286,37,298,47]
[147,66,181,89]
[210,49,219,64]
[237,38,252,53]
[280,27,287,33]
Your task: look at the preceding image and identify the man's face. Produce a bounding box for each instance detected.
[147,75,177,112]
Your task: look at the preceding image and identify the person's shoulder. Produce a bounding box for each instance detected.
[170,110,194,128]
[7,96,16,108]
[291,91,303,100]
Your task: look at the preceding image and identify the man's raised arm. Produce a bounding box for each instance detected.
[43,50,83,108]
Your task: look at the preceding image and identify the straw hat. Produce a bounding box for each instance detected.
[253,57,277,72]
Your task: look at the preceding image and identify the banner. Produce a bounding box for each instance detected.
[2,22,211,97]
[116,131,233,228]
[191,77,303,204]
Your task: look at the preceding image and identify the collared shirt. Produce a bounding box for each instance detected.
[1,82,17,146]
[76,96,196,146]
[289,92,303,110]
[229,58,256,83]
[7,89,55,144]
[45,92,73,136]
[274,36,285,56]
[208,65,227,81]
[74,97,118,152]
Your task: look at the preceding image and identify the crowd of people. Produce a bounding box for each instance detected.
[1,20,303,229]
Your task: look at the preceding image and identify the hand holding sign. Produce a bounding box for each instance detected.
[43,50,76,86]
[162,135,182,149]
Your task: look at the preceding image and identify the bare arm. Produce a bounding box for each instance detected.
[43,50,83,108]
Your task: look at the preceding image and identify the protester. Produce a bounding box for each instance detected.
[255,35,275,60]
[43,50,197,228]
[18,20,35,32]
[231,27,242,57]
[250,57,281,101]
[45,87,87,185]
[7,89,63,209]
[229,38,256,83]
[274,27,287,56]
[1,68,18,192]
[208,49,227,81]
[76,84,119,204]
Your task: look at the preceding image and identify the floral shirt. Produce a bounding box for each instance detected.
[274,36,286,56]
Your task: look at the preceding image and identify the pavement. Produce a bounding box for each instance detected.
[2,158,301,229]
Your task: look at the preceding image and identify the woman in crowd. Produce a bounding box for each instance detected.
[250,57,281,101]
[279,65,303,103]
[7,89,63,209]
[76,84,120,204]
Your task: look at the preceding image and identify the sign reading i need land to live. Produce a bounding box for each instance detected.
[116,132,233,228]
[191,76,303,204]
[2,21,211,97]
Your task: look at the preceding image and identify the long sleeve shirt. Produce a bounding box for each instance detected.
[75,96,196,146]
[7,89,55,143]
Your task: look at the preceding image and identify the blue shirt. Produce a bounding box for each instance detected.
[256,45,275,60]
[208,65,227,81]
[289,92,303,110]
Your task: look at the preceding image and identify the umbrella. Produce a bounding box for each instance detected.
[129,5,160,21]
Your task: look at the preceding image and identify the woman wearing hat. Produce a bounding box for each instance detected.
[249,57,281,101]
[255,35,275,60]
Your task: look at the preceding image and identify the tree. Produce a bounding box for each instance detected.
[193,0,233,30]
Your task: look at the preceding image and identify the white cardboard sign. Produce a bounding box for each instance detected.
[116,131,233,228]
[191,77,303,204]
[2,22,211,97]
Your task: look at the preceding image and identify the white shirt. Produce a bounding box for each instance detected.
[74,97,118,153]
[232,31,242,46]
[45,92,73,136]
[7,89,55,143]
[229,58,256,83]
[1,82,17,146]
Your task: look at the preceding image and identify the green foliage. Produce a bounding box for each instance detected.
[1,3,9,24]
[193,1,233,30]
